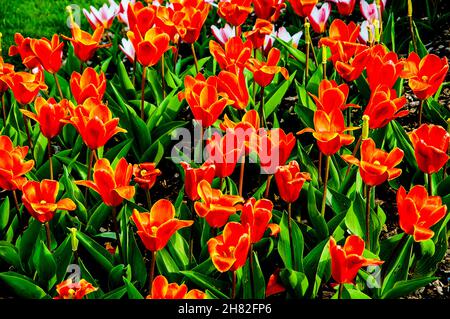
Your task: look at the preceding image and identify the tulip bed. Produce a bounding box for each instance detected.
[0,0,449,301]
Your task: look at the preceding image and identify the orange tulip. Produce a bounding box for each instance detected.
[329,235,383,285]
[131,199,193,251]
[20,97,73,139]
[4,70,48,105]
[127,2,156,36]
[363,85,408,129]
[310,79,357,114]
[194,180,243,228]
[205,131,245,178]
[62,23,110,63]
[244,19,273,49]
[397,185,447,242]
[22,179,76,224]
[180,161,216,201]
[8,33,41,69]
[275,160,311,203]
[172,0,211,44]
[217,0,253,27]
[400,52,448,100]
[133,163,161,190]
[64,98,126,150]
[178,73,232,127]
[266,270,286,297]
[297,109,355,156]
[127,27,171,67]
[147,275,207,299]
[0,135,34,191]
[207,221,250,272]
[257,128,296,174]
[241,197,274,243]
[246,47,289,87]
[0,57,15,94]
[155,6,178,42]
[75,158,135,207]
[288,0,318,17]
[70,67,107,104]
[54,278,97,300]
[29,35,64,74]
[410,124,449,175]
[342,138,404,187]
[209,36,253,73]
[253,0,286,22]
[220,109,260,132]
[217,70,249,110]
[366,45,404,90]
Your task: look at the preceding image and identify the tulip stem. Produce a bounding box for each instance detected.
[85,149,95,200]
[149,250,156,296]
[260,86,265,128]
[318,152,323,185]
[408,8,418,52]
[161,53,166,99]
[53,73,64,100]
[1,93,5,124]
[320,155,330,217]
[345,135,363,177]
[48,138,53,180]
[191,43,199,74]
[231,270,237,299]
[189,201,196,265]
[140,66,147,120]
[418,100,424,126]
[22,104,33,149]
[132,59,136,87]
[145,189,152,211]
[111,206,124,263]
[288,202,295,269]
[12,190,23,228]
[338,284,344,299]
[249,244,254,296]
[427,173,433,195]
[264,175,272,198]
[45,222,52,250]
[365,186,372,250]
[238,158,245,197]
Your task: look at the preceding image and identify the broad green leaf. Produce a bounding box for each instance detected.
[180,270,229,299]
[0,271,50,299]
[123,277,144,299]
[382,277,437,299]
[76,231,114,272]
[264,71,297,118]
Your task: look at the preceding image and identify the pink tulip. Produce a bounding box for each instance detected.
[119,38,135,63]
[308,3,331,34]
[360,0,387,24]
[211,24,236,46]
[83,0,119,30]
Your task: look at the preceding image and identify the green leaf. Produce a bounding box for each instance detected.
[0,197,10,233]
[76,231,114,272]
[123,277,144,299]
[32,240,57,289]
[344,191,366,238]
[156,248,180,274]
[303,239,330,298]
[0,271,50,299]
[382,277,437,299]
[252,251,266,299]
[0,241,21,270]
[307,183,328,239]
[102,285,127,299]
[382,236,413,295]
[279,269,308,298]
[264,71,296,118]
[278,212,304,272]
[180,270,229,299]
[53,235,74,282]
[18,219,41,272]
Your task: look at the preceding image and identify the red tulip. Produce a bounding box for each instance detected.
[275,160,311,203]
[147,275,207,299]
[400,52,448,100]
[329,235,383,285]
[241,197,274,243]
[180,161,215,201]
[217,0,253,27]
[133,162,161,190]
[194,180,243,228]
[207,222,250,272]
[63,98,126,150]
[127,2,156,36]
[217,69,249,110]
[70,67,107,104]
[8,33,41,69]
[205,131,245,178]
[127,27,171,67]
[342,138,404,187]
[243,19,273,49]
[297,109,355,156]
[20,97,73,139]
[62,23,110,63]
[22,179,76,224]
[0,57,14,94]
[131,199,193,251]
[220,109,260,132]
[29,35,64,74]
[257,128,296,174]
[397,185,447,242]
[209,36,253,73]
[246,47,289,87]
[171,0,211,44]
[75,158,135,207]
[54,278,97,299]
[253,0,286,22]
[410,124,449,175]
[4,70,48,105]
[363,85,408,129]
[366,44,404,90]
[288,0,318,17]
[266,270,286,297]
[328,0,356,16]
[310,79,357,114]
[0,135,34,191]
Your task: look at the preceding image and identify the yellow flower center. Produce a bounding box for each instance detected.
[151,226,158,234]
[40,200,47,204]
[141,169,147,176]
[421,75,429,82]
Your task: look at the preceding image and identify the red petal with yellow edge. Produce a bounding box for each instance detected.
[56,198,77,211]
[343,235,365,256]
[114,186,135,200]
[413,226,434,242]
[150,199,176,226]
[40,179,59,202]
[150,275,169,299]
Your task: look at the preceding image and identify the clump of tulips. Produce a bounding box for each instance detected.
[0,0,447,301]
